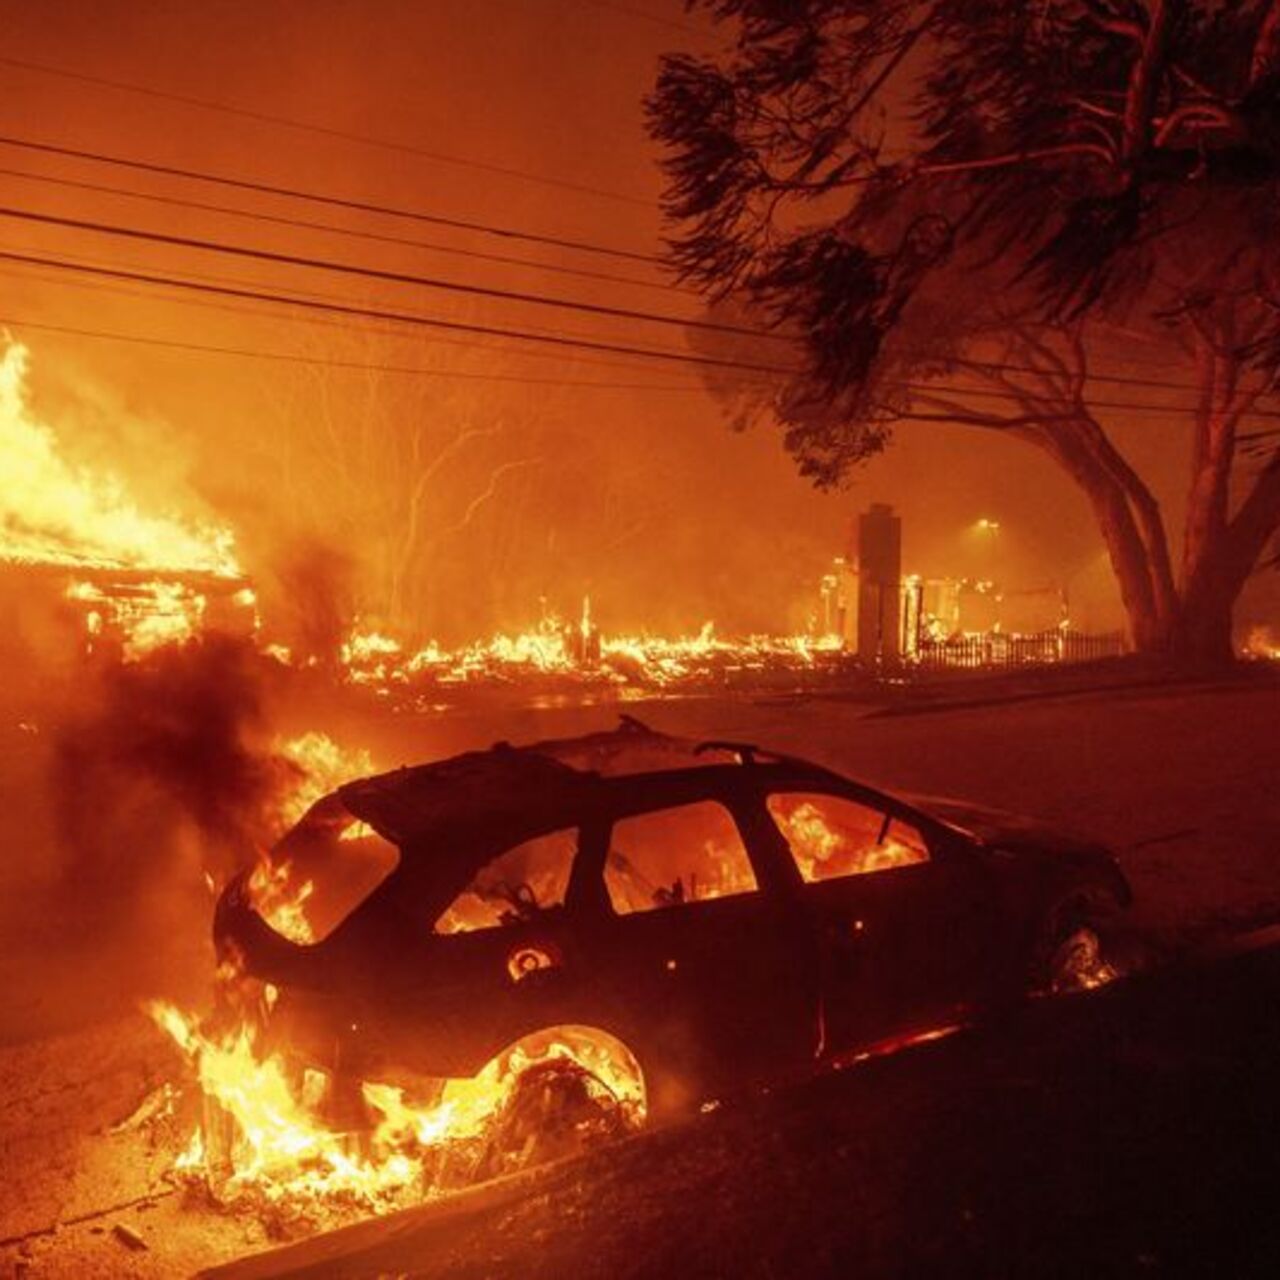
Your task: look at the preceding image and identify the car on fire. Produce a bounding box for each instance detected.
[216,718,1131,1128]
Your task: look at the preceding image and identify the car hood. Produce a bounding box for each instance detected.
[903,792,1111,859]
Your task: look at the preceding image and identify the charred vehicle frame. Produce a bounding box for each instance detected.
[216,721,1131,1126]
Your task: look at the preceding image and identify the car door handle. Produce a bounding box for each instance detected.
[822,917,867,946]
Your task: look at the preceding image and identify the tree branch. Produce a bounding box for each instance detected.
[912,142,1116,179]
[1153,104,1241,148]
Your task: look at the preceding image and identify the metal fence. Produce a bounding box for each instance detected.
[915,629,1126,670]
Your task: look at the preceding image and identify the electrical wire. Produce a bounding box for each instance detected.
[0,312,742,391]
[0,134,664,265]
[8,254,1280,421]
[0,202,786,343]
[0,165,678,294]
[0,247,798,374]
[0,56,651,207]
[0,256,753,378]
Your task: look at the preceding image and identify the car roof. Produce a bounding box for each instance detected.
[331,718,840,850]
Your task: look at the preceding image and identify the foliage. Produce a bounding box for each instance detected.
[648,0,1280,479]
[648,1,1280,657]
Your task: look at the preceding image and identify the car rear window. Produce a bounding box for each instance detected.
[767,792,929,882]
[604,800,757,914]
[249,799,400,943]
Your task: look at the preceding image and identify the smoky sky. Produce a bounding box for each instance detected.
[0,0,1220,641]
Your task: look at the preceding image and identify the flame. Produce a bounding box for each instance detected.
[337,608,845,696]
[246,859,317,945]
[1243,625,1280,661]
[65,577,208,659]
[148,1000,645,1219]
[0,341,238,577]
[0,339,250,659]
[769,797,928,881]
[275,731,377,830]
[241,731,383,944]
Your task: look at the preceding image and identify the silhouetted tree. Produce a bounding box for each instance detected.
[648,0,1280,662]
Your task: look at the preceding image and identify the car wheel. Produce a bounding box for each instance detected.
[458,1025,647,1183]
[470,1055,636,1181]
[1032,896,1120,995]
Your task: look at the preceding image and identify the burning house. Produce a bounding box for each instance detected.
[0,341,254,661]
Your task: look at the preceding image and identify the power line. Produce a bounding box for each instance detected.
[894,382,1280,421]
[0,203,785,344]
[0,134,664,266]
[7,238,1273,416]
[12,263,1280,429]
[0,255,738,377]
[0,56,652,208]
[0,165,677,295]
[954,356,1280,400]
[2,144,1249,395]
[0,248,798,374]
[0,243,744,365]
[11,251,1280,422]
[0,154,1253,397]
[0,313,736,391]
[45,259,1270,407]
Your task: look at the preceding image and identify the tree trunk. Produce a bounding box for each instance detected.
[1165,596,1235,665]
[1037,420,1166,651]
[1043,415,1247,666]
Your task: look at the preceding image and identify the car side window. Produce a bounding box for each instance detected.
[604,800,758,915]
[433,828,577,934]
[766,792,929,883]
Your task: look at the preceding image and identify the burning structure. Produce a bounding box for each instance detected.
[0,341,255,662]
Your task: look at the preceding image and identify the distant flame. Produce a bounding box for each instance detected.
[337,607,843,695]
[0,341,239,577]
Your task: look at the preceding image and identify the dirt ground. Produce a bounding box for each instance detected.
[1,674,1277,1277]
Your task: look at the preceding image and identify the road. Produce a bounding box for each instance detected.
[1,674,1277,1276]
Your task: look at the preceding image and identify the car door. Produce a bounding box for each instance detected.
[396,823,593,1077]
[762,787,996,1054]
[571,787,820,1105]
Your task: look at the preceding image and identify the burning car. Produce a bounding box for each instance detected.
[215,718,1129,1149]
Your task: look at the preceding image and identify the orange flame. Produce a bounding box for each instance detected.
[148,1000,645,1218]
[0,341,239,577]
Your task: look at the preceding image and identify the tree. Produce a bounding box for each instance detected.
[647,0,1280,662]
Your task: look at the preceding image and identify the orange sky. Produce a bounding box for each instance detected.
[0,0,1208,641]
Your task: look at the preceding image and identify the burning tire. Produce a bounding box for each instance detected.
[463,1025,646,1179]
[470,1053,639,1181]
